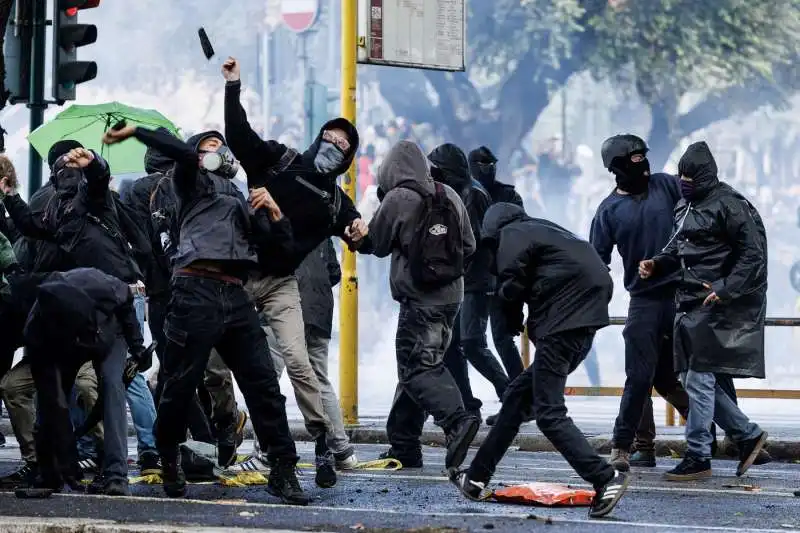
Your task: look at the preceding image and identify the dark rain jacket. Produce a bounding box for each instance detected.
[482,202,613,339]
[125,141,179,297]
[429,143,493,293]
[652,142,767,378]
[297,239,341,338]
[468,146,524,208]
[224,80,361,275]
[132,127,274,278]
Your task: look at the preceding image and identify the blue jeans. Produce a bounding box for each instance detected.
[681,371,761,460]
[69,389,96,460]
[127,293,158,457]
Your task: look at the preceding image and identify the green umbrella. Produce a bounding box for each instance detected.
[27,102,181,175]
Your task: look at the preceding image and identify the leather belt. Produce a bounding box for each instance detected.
[176,267,243,286]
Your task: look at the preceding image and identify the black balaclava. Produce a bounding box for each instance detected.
[601,134,650,195]
[468,146,498,189]
[47,139,83,169]
[677,141,719,202]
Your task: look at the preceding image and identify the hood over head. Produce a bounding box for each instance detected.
[186,130,227,153]
[144,127,178,174]
[305,117,360,177]
[482,202,528,242]
[376,140,431,193]
[427,143,470,194]
[48,139,83,169]
[678,141,719,199]
[468,146,498,188]
[35,276,97,338]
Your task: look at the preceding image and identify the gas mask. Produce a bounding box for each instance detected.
[200,146,240,179]
[314,141,346,174]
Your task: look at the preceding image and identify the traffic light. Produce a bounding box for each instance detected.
[52,0,100,102]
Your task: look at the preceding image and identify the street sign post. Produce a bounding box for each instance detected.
[280,0,319,33]
[357,0,465,72]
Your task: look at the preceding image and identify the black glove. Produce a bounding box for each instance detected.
[123,342,156,386]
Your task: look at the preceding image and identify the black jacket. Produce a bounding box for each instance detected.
[483,202,612,339]
[132,127,267,277]
[21,267,143,359]
[297,239,341,338]
[4,155,149,283]
[224,80,361,275]
[468,147,524,208]
[653,142,767,378]
[428,143,493,293]
[125,144,179,297]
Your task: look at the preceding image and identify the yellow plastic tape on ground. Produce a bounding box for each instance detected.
[296,458,402,471]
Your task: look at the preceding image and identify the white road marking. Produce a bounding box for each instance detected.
[38,493,800,533]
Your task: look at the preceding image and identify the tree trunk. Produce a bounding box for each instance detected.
[646,101,678,172]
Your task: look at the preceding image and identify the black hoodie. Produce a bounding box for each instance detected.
[428,143,492,293]
[131,127,260,276]
[225,80,362,275]
[483,202,612,338]
[468,146,523,207]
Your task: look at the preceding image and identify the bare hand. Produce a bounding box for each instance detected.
[250,187,282,221]
[62,148,95,169]
[638,259,655,279]
[222,57,241,82]
[345,218,368,242]
[102,125,137,145]
[0,176,15,195]
[702,283,720,306]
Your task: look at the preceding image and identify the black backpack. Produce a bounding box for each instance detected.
[398,180,464,288]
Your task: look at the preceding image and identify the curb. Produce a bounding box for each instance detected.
[0,517,321,533]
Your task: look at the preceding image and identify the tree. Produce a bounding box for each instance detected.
[373,0,608,163]
[589,0,800,169]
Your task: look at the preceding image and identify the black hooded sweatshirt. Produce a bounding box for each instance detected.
[131,127,291,279]
[428,143,492,293]
[468,146,524,208]
[482,202,613,339]
[224,80,361,275]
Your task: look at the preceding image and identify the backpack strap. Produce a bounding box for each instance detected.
[269,148,299,177]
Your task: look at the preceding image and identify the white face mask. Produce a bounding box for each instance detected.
[314,141,346,174]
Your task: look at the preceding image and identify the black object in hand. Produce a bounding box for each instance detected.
[111,119,127,131]
[198,27,215,60]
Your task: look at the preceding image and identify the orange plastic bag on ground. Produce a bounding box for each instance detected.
[492,482,595,507]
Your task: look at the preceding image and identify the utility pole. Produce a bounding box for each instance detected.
[27,0,46,196]
[338,0,358,426]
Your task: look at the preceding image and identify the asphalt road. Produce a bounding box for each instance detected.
[1,441,799,533]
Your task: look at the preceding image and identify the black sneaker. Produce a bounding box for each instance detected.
[78,457,99,475]
[315,452,337,488]
[86,474,105,495]
[161,457,187,498]
[629,449,656,468]
[664,456,712,481]
[138,452,161,476]
[589,470,630,518]
[753,448,772,466]
[736,431,768,477]
[378,447,423,469]
[445,416,480,470]
[0,461,37,489]
[103,478,130,497]
[449,469,490,502]
[266,458,310,506]
[485,413,499,427]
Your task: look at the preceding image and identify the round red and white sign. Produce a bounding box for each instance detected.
[281,0,319,33]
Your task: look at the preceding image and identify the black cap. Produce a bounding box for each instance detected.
[48,140,84,169]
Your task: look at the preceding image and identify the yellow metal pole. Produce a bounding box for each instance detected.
[521,326,531,368]
[666,404,676,427]
[338,0,359,426]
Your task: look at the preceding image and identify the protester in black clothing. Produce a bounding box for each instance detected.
[428,143,509,416]
[451,202,629,519]
[468,146,524,391]
[102,123,308,505]
[590,134,690,470]
[9,267,145,495]
[223,57,365,484]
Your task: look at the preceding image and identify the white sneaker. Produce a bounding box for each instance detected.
[336,453,359,471]
[227,454,270,473]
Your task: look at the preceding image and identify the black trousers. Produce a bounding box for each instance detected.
[460,292,509,399]
[28,346,87,489]
[443,310,482,412]
[149,293,215,444]
[386,303,466,454]
[155,275,296,462]
[468,328,615,489]
[613,295,689,450]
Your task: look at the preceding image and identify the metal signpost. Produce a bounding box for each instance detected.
[338,0,466,426]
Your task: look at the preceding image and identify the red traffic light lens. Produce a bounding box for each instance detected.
[65,7,78,16]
